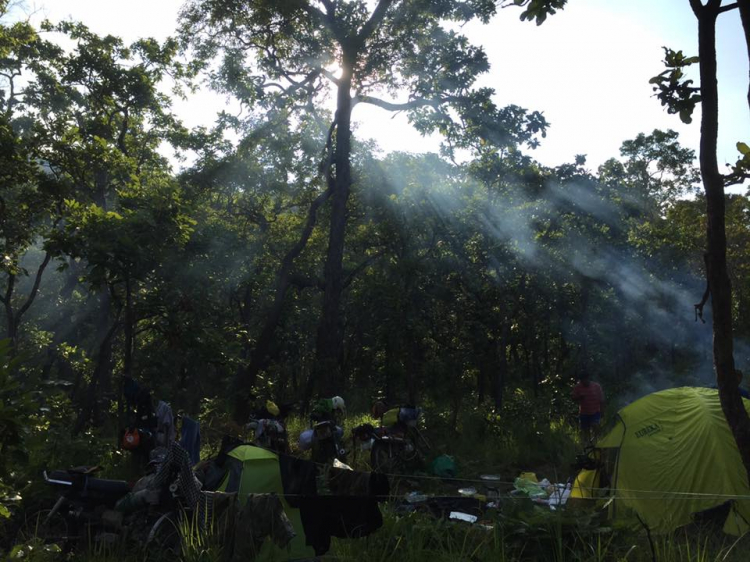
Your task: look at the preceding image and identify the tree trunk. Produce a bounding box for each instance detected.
[493,325,509,411]
[1,252,52,356]
[123,276,135,380]
[73,294,119,435]
[3,275,16,350]
[694,0,750,483]
[314,55,354,397]
[478,337,495,406]
[406,339,418,405]
[232,183,332,422]
[120,276,135,424]
[738,0,750,110]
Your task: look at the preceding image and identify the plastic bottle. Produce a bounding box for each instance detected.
[560,483,572,504]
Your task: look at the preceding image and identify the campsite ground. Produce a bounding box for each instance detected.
[7,407,750,562]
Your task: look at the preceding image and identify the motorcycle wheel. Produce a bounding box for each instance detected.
[17,509,69,544]
[145,512,181,560]
[370,441,396,473]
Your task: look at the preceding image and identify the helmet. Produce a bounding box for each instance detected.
[331,396,346,416]
[266,400,280,417]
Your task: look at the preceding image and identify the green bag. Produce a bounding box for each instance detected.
[430,454,456,478]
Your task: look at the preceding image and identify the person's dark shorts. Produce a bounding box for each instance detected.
[579,412,601,429]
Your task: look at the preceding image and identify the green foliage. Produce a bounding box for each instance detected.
[4,539,62,562]
[649,48,701,124]
[511,0,569,26]
[1,3,748,560]
[0,339,32,480]
[726,141,750,186]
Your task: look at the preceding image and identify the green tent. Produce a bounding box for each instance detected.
[215,444,316,561]
[597,387,750,534]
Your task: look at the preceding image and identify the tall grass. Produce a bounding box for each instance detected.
[330,508,750,562]
[175,508,227,562]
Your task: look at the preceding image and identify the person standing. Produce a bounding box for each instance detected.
[572,372,604,446]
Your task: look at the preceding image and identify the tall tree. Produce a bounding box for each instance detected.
[651,0,750,480]
[6,20,188,432]
[181,0,549,405]
[0,11,63,354]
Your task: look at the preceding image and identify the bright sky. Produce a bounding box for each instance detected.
[24,0,750,175]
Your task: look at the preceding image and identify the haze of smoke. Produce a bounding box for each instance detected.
[371,150,743,404]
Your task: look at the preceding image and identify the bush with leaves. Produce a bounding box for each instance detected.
[0,340,34,514]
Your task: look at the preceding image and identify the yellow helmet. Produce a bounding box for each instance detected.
[266,400,280,417]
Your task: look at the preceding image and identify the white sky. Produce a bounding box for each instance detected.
[22,0,750,175]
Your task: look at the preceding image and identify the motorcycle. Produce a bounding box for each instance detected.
[353,407,430,473]
[18,467,132,547]
[20,456,190,556]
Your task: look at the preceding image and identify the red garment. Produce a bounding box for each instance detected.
[572,381,604,415]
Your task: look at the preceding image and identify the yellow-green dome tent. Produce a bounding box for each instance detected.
[595,387,750,534]
[203,443,387,560]
[215,444,316,560]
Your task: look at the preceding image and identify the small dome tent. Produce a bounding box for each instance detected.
[212,444,315,560]
[197,443,387,560]
[590,387,750,534]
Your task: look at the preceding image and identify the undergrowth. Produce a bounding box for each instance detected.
[6,403,749,562]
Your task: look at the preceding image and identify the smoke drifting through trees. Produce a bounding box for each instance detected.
[368,145,734,406]
[2,2,749,438]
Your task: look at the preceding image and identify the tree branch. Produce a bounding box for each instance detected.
[2,272,15,307]
[357,0,395,46]
[353,94,446,112]
[301,1,342,41]
[718,2,739,13]
[343,251,385,289]
[689,0,705,16]
[724,171,750,186]
[694,252,710,323]
[17,251,52,322]
[320,67,341,86]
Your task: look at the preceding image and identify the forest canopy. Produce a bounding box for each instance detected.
[1,0,750,531]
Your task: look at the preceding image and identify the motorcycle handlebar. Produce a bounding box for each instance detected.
[43,470,73,486]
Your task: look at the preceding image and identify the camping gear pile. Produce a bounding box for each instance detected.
[511,472,572,510]
[352,406,431,473]
[246,400,292,455]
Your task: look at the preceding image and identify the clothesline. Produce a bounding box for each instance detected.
[198,425,750,502]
